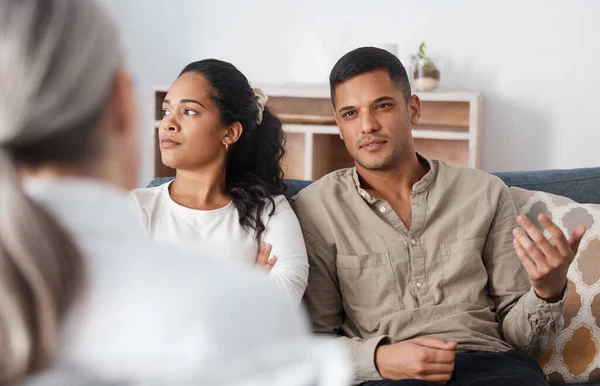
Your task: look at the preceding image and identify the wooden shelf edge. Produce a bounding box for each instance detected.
[283,124,471,140]
[279,113,335,125]
[412,129,470,140]
[283,124,338,135]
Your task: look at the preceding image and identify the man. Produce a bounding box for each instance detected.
[291,47,586,386]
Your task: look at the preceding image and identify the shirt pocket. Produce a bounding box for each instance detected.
[439,237,489,305]
[336,252,400,330]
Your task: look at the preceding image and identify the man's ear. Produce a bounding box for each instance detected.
[408,94,421,125]
[334,110,344,141]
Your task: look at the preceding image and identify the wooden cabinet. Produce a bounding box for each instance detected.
[151,85,482,180]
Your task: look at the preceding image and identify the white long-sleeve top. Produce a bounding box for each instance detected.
[129,180,309,304]
[23,177,351,386]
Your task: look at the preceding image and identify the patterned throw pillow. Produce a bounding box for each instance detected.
[511,187,600,384]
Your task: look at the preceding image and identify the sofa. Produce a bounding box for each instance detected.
[149,166,600,385]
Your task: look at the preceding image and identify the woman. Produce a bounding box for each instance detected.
[130,60,309,303]
[0,0,350,384]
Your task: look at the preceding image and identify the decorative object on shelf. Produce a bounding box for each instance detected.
[411,42,442,92]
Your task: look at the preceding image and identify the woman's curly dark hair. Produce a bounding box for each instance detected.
[179,59,286,241]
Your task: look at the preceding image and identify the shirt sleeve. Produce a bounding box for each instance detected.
[262,196,309,305]
[483,184,565,357]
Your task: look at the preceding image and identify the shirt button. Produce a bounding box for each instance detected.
[415,281,423,288]
[410,238,417,245]
[379,206,387,213]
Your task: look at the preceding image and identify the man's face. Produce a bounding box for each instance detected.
[333,69,420,171]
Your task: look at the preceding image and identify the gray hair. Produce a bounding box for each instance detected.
[0,0,122,383]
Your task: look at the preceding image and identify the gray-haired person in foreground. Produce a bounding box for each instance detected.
[0,0,351,385]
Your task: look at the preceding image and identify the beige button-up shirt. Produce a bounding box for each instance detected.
[291,156,565,383]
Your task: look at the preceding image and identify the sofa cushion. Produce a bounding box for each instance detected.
[511,187,600,384]
[497,167,600,204]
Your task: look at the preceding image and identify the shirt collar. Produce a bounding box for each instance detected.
[352,153,438,202]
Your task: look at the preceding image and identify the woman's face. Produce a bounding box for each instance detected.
[159,72,228,171]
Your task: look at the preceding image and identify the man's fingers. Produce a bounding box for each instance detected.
[427,347,456,364]
[513,226,546,266]
[538,214,570,257]
[569,225,586,255]
[414,337,457,351]
[514,238,539,277]
[517,215,557,262]
[421,363,454,375]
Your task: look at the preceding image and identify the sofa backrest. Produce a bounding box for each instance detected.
[493,167,600,204]
[147,167,600,204]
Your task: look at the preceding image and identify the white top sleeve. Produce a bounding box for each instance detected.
[263,196,309,305]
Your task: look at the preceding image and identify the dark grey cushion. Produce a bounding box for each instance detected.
[493,166,600,204]
[147,176,175,189]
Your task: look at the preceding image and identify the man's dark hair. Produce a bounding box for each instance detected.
[329,46,411,106]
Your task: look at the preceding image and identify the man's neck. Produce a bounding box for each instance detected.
[356,153,429,202]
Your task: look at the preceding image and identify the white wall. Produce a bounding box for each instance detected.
[96,0,201,183]
[104,0,600,182]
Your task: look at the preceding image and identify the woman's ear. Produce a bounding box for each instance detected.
[223,121,243,147]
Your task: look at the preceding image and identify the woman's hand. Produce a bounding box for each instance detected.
[256,242,277,271]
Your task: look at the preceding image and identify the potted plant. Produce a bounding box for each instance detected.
[411,42,441,91]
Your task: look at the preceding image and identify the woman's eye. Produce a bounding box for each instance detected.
[162,108,171,117]
[183,109,197,116]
